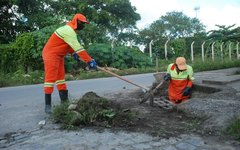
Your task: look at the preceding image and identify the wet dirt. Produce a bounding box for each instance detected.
[101,89,206,138]
[63,86,211,139]
[53,77,240,145]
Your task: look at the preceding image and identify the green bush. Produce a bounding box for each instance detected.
[88,43,113,66]
[88,43,153,69]
[0,44,18,73]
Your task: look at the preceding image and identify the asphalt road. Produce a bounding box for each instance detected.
[0,73,155,135]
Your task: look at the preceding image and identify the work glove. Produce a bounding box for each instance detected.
[72,52,80,62]
[163,73,171,81]
[182,87,192,96]
[88,59,97,70]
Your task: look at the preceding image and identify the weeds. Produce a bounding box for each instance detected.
[225,117,240,140]
[52,92,137,129]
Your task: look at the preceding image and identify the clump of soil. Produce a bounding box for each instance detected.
[52,92,139,129]
[52,91,205,138]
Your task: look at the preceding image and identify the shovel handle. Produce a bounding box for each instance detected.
[97,66,149,91]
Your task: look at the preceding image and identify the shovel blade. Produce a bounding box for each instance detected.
[139,91,153,104]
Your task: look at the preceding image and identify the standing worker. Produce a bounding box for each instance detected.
[163,57,194,104]
[42,13,97,113]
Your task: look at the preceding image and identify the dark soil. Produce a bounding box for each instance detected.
[60,88,206,139]
[53,78,240,141]
[102,89,206,138]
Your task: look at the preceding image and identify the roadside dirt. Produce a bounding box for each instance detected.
[76,79,240,142]
[101,88,206,138]
[53,71,240,146]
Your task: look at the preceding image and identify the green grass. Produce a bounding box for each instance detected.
[225,117,240,140]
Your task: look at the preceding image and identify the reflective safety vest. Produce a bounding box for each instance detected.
[167,63,194,101]
[42,25,92,63]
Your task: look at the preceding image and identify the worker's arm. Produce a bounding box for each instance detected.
[186,66,194,87]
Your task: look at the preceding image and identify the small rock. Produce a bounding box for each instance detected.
[68,104,77,110]
[38,120,46,126]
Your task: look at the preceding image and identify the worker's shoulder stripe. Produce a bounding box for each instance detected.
[55,31,64,39]
[55,25,75,39]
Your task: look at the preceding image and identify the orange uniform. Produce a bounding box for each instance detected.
[167,63,194,103]
[42,14,92,94]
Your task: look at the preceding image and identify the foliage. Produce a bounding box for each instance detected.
[112,46,152,69]
[11,69,43,84]
[0,0,140,45]
[14,32,35,72]
[0,69,44,87]
[52,102,78,130]
[225,116,240,140]
[169,38,187,57]
[10,25,59,73]
[191,58,240,72]
[88,43,113,66]
[52,92,136,129]
[159,11,205,38]
[0,44,18,73]
[88,43,153,69]
[137,11,206,54]
[0,0,62,43]
[207,25,240,43]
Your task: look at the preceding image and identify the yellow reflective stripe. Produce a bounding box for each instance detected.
[56,80,66,85]
[171,77,187,80]
[44,82,54,87]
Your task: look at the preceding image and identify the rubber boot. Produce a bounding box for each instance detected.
[45,94,52,114]
[59,90,69,104]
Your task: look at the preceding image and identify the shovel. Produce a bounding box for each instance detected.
[139,72,166,105]
[139,79,164,104]
[96,66,150,92]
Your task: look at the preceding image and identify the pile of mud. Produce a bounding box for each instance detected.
[52,91,204,138]
[52,92,138,129]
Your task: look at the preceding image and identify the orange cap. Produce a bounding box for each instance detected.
[67,13,89,29]
[175,57,187,70]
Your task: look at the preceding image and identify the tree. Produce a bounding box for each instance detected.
[0,0,140,45]
[136,11,206,57]
[208,24,240,42]
[0,0,61,43]
[156,11,205,38]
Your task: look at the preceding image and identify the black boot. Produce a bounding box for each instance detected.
[45,94,52,114]
[59,90,69,104]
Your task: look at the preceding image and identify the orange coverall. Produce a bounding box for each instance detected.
[167,63,194,104]
[42,15,92,94]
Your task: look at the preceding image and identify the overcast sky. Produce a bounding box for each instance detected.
[130,0,240,31]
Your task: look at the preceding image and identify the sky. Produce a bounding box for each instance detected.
[130,0,240,31]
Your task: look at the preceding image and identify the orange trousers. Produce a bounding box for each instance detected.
[43,59,67,94]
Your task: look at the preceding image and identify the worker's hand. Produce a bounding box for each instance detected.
[72,52,80,62]
[163,73,171,81]
[88,59,97,70]
[182,87,191,96]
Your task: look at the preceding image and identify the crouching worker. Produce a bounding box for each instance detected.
[42,13,97,113]
[163,57,194,104]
